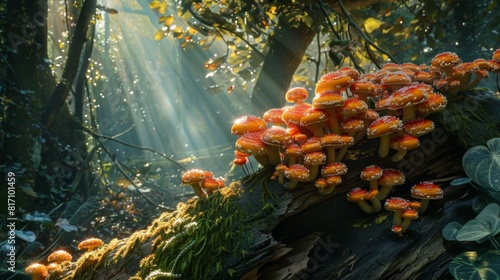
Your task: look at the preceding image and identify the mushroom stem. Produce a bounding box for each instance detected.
[417,199,430,214]
[369,198,382,212]
[335,146,349,161]
[307,165,320,182]
[325,147,336,164]
[191,183,207,198]
[401,218,413,231]
[318,184,336,195]
[253,155,271,167]
[391,150,408,162]
[378,134,391,158]
[284,180,299,191]
[267,147,282,166]
[392,211,402,226]
[376,184,393,200]
[402,107,416,124]
[369,180,379,190]
[326,109,341,134]
[357,200,375,214]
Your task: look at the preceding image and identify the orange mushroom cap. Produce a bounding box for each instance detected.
[378,169,406,187]
[235,131,270,156]
[315,71,354,94]
[341,97,368,117]
[431,52,461,68]
[338,66,360,80]
[401,62,420,73]
[231,115,267,135]
[325,175,342,186]
[301,137,322,154]
[286,87,309,103]
[381,62,402,72]
[404,118,435,137]
[320,134,344,148]
[303,151,327,165]
[263,108,285,125]
[261,126,292,147]
[410,181,443,200]
[78,238,104,251]
[47,249,72,263]
[284,164,310,182]
[347,187,369,202]
[390,134,420,151]
[322,162,348,176]
[341,117,364,133]
[300,108,329,128]
[312,91,345,109]
[25,263,48,279]
[181,169,207,185]
[381,71,412,86]
[493,49,500,62]
[416,92,447,115]
[233,157,247,166]
[367,116,403,139]
[389,84,429,111]
[401,208,419,219]
[360,165,383,181]
[282,103,312,127]
[384,197,411,211]
[201,177,220,190]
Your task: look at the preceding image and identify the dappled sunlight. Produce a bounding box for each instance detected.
[89,1,254,176]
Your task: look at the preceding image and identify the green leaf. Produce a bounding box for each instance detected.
[472,195,490,213]
[449,251,500,280]
[456,204,500,242]
[443,222,463,241]
[451,177,473,186]
[463,138,500,191]
[457,219,494,242]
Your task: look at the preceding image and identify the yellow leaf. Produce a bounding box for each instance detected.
[364,18,383,33]
[149,0,161,9]
[159,15,174,26]
[154,30,166,41]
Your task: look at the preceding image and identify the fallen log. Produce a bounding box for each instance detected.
[47,89,498,280]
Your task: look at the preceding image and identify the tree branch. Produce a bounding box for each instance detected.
[41,0,96,127]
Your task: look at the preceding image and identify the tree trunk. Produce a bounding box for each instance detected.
[2,0,52,195]
[251,21,317,114]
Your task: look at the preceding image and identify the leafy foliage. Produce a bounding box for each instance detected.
[449,251,500,280]
[443,203,500,243]
[444,138,500,279]
[463,138,500,193]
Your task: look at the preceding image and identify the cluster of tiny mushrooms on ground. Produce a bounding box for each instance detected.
[25,50,500,278]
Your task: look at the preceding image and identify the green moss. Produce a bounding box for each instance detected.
[53,168,283,279]
[434,89,500,149]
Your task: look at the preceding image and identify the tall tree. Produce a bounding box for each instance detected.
[1,0,95,210]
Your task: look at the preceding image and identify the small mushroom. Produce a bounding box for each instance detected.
[410,181,443,214]
[25,263,48,280]
[78,238,104,252]
[47,249,72,264]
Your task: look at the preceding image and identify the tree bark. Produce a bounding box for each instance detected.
[41,0,96,128]
[251,21,318,114]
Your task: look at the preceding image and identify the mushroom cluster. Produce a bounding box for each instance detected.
[412,50,500,95]
[226,51,493,236]
[180,169,226,198]
[24,238,105,279]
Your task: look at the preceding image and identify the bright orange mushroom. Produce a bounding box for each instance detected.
[78,238,104,252]
[25,263,48,280]
[47,249,72,264]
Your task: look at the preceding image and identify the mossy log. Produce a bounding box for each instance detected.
[48,89,499,280]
